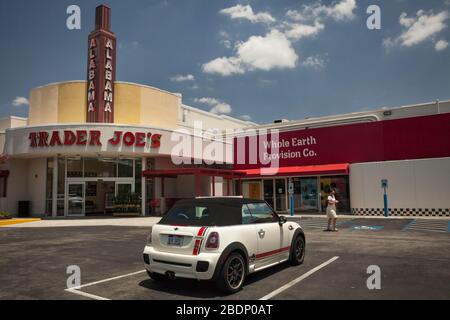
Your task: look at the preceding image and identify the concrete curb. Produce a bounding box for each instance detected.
[0,218,42,227]
[286,215,450,220]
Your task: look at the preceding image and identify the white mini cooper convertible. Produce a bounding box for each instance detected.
[143,197,305,293]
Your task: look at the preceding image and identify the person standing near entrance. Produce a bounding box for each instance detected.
[326,189,339,231]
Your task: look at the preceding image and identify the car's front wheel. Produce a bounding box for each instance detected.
[216,252,246,294]
[290,236,305,265]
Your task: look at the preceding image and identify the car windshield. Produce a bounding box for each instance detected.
[159,200,242,227]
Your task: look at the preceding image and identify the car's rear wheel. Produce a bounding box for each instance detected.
[290,236,305,266]
[216,252,246,294]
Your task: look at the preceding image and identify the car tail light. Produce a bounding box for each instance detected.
[205,232,219,249]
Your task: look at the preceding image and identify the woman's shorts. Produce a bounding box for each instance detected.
[327,208,337,219]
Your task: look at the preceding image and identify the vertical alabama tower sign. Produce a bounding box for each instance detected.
[87,5,116,123]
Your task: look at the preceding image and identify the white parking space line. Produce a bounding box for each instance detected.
[72,269,146,290]
[259,256,340,300]
[65,288,110,300]
[64,269,146,300]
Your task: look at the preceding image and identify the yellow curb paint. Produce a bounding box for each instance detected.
[0,218,41,226]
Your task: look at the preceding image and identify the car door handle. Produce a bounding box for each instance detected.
[258,229,266,238]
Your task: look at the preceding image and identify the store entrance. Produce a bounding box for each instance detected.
[85,181,115,216]
[65,180,134,216]
[292,177,319,212]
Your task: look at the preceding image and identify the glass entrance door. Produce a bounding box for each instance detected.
[263,180,274,209]
[275,179,287,212]
[67,183,85,216]
[299,177,318,212]
[116,182,133,197]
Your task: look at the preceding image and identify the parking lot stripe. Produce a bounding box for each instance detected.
[65,288,110,300]
[72,269,147,290]
[259,256,340,300]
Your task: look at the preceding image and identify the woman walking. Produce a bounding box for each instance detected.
[326,189,339,232]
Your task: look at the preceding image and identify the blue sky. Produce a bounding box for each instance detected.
[1,0,450,124]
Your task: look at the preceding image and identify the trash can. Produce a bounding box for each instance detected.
[18,201,31,217]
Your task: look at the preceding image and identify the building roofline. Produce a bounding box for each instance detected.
[181,104,256,126]
[253,98,450,130]
[0,115,28,121]
[31,80,182,98]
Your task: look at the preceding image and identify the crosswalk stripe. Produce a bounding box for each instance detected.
[405,220,449,233]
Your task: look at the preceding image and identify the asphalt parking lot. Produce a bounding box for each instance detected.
[0,217,449,300]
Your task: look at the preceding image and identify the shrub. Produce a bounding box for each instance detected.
[0,211,11,219]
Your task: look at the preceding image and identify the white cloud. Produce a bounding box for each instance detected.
[239,114,252,121]
[194,97,232,115]
[435,39,449,51]
[202,30,298,76]
[219,30,232,48]
[284,21,325,41]
[286,0,356,23]
[236,30,298,71]
[202,57,244,76]
[326,0,357,21]
[204,1,355,77]
[12,96,29,106]
[301,55,326,69]
[384,10,449,49]
[220,4,275,24]
[170,74,195,82]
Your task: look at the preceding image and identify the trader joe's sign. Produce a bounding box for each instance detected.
[28,130,161,149]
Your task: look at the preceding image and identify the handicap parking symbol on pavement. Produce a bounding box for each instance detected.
[351,225,384,231]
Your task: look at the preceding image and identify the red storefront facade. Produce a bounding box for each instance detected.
[233,111,450,215]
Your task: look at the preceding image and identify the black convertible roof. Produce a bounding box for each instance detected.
[175,197,266,207]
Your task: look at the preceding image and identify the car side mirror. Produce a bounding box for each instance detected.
[279,216,287,226]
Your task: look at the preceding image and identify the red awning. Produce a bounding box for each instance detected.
[235,163,349,178]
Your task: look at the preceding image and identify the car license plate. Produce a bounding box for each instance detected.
[168,235,183,246]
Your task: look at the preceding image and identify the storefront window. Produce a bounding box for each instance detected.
[84,158,99,177]
[57,159,65,216]
[263,180,274,209]
[320,176,350,213]
[146,158,155,170]
[275,179,287,211]
[118,158,134,177]
[134,159,142,196]
[67,158,83,178]
[84,158,117,178]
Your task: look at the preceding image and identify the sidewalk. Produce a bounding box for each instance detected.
[0,217,161,228]
[288,214,450,220]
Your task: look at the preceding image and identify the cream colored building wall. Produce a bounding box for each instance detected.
[27,81,183,130]
[57,82,86,123]
[114,82,141,125]
[0,159,28,215]
[28,83,59,125]
[350,157,450,210]
[139,84,180,129]
[0,158,47,216]
[27,158,47,215]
